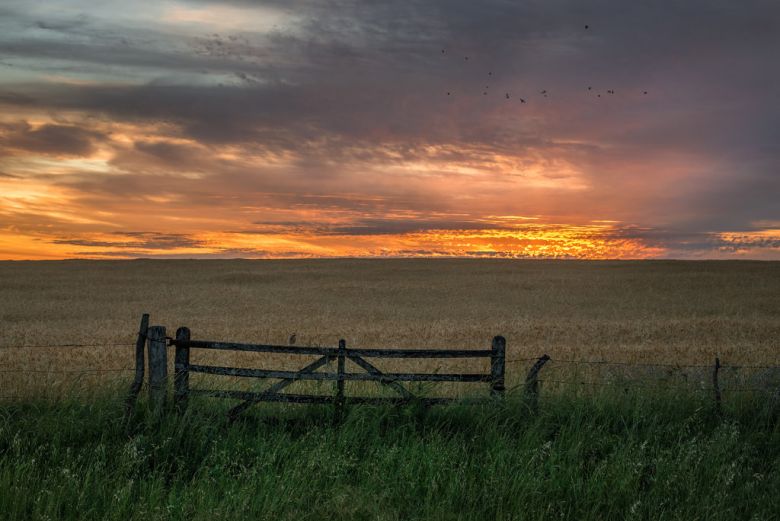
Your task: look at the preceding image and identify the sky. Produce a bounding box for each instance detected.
[0,0,778,260]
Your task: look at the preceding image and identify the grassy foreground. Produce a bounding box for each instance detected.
[1,390,778,521]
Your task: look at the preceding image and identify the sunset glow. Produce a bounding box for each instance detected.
[1,1,778,260]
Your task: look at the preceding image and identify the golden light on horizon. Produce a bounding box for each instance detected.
[0,220,670,260]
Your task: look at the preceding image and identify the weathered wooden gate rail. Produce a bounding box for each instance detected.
[122,314,737,420]
[141,322,509,419]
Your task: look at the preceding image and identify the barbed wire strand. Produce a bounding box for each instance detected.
[720,364,780,369]
[554,359,712,368]
[508,357,715,368]
[535,378,776,393]
[0,368,133,374]
[0,343,137,350]
[0,340,776,369]
[506,357,779,370]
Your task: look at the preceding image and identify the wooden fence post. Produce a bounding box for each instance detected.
[713,357,721,414]
[491,336,506,398]
[335,339,346,421]
[147,326,168,412]
[174,327,190,413]
[524,354,550,412]
[125,313,149,417]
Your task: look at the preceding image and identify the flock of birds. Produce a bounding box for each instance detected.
[440,25,649,102]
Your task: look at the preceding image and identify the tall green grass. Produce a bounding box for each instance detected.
[0,389,778,520]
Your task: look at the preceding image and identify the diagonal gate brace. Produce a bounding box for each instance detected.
[348,354,416,400]
[228,355,334,420]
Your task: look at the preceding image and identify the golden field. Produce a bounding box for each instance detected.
[0,259,778,398]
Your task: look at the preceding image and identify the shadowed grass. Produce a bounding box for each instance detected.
[1,388,778,520]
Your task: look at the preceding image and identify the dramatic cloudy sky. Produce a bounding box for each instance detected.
[0,0,778,259]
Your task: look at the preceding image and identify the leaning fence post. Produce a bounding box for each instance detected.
[524,354,551,412]
[491,336,506,398]
[147,326,168,413]
[335,339,346,421]
[713,357,721,414]
[174,327,190,413]
[125,313,149,417]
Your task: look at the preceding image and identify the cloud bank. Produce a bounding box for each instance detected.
[0,0,778,259]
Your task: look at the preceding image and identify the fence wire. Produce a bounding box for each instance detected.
[0,368,134,374]
[0,343,136,350]
[0,336,778,400]
[535,378,776,393]
[507,356,779,371]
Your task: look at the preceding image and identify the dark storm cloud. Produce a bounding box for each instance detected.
[322,218,491,236]
[0,92,35,105]
[52,232,204,250]
[4,2,774,149]
[605,226,780,256]
[71,248,313,259]
[132,140,203,166]
[246,217,498,235]
[0,0,778,257]
[1,122,105,156]
[3,0,777,151]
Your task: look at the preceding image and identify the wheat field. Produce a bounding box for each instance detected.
[0,259,778,398]
[1,259,779,520]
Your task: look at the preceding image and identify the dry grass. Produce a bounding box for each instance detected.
[0,259,778,397]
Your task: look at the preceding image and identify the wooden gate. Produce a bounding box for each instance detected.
[143,325,506,419]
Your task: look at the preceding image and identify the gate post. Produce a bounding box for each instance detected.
[335,339,346,421]
[713,357,722,415]
[147,326,168,412]
[125,313,149,416]
[174,327,190,412]
[524,354,550,412]
[490,336,506,398]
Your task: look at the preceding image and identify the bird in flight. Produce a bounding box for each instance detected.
[585,24,589,29]
[436,42,654,107]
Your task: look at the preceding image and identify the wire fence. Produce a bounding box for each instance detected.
[0,343,136,350]
[0,329,778,402]
[533,379,776,393]
[0,340,139,386]
[506,357,778,370]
